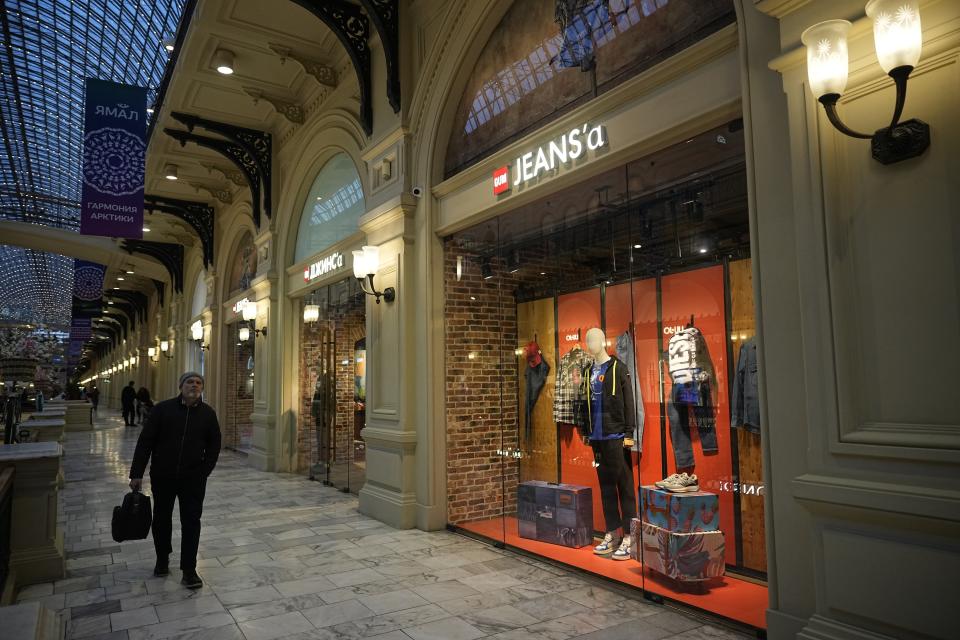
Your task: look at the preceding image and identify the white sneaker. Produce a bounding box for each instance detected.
[593,532,615,555]
[655,473,687,489]
[662,473,700,493]
[612,535,632,561]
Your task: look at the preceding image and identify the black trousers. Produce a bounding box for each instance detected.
[122,403,135,425]
[592,438,637,535]
[151,476,207,570]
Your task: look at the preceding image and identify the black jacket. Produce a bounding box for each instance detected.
[121,385,137,407]
[129,395,221,480]
[576,356,637,438]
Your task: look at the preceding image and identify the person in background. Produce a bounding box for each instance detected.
[136,386,153,425]
[87,386,99,413]
[128,372,221,589]
[121,380,137,426]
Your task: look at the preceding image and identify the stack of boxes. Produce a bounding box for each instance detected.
[517,480,593,548]
[630,485,725,582]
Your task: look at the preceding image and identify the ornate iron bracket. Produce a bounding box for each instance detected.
[359,0,400,113]
[109,301,140,331]
[99,312,129,340]
[153,279,166,308]
[106,291,149,324]
[200,162,246,187]
[121,240,185,295]
[170,113,272,220]
[165,128,264,227]
[144,194,215,268]
[289,0,373,135]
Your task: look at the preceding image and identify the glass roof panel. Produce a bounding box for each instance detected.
[0,0,186,328]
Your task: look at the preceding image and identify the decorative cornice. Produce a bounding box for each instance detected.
[242,87,304,124]
[199,162,245,187]
[189,181,233,204]
[267,43,338,87]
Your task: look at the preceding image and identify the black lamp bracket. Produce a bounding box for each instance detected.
[817,65,930,165]
[357,274,395,304]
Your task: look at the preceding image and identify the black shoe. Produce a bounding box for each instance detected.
[181,569,203,589]
[153,556,169,577]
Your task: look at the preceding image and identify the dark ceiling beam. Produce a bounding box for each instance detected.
[154,279,166,308]
[144,194,215,268]
[105,291,149,324]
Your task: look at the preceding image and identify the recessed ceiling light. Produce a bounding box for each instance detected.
[146,107,154,114]
[126,270,134,274]
[162,37,175,52]
[116,276,124,281]
[142,227,150,233]
[213,48,235,75]
[633,244,642,249]
[699,248,707,254]
[163,164,178,180]
[113,287,120,290]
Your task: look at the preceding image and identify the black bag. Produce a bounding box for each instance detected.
[111,490,152,542]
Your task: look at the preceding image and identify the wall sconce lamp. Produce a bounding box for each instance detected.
[303,304,320,323]
[352,245,395,304]
[147,346,158,363]
[190,321,209,351]
[238,323,266,341]
[159,339,174,359]
[802,0,928,164]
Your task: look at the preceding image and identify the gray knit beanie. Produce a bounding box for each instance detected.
[179,371,204,388]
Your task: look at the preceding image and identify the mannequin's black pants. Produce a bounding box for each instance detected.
[592,438,637,535]
[151,475,206,570]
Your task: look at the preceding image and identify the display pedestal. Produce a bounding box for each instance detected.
[517,480,593,548]
[633,486,724,583]
[48,401,91,432]
[21,419,65,445]
[0,443,65,586]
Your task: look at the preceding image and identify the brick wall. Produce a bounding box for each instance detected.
[224,322,254,450]
[297,293,365,475]
[444,242,521,524]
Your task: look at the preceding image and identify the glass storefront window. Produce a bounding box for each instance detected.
[294,154,365,263]
[444,122,767,629]
[298,277,367,494]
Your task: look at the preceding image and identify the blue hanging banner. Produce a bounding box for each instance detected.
[69,259,106,366]
[80,78,147,238]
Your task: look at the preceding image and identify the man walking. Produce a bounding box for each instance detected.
[121,380,137,426]
[128,372,221,588]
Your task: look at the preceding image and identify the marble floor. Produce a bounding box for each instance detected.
[15,411,751,640]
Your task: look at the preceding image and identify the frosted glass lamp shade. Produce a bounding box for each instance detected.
[238,327,250,342]
[801,20,852,98]
[241,301,257,321]
[866,0,922,73]
[160,340,169,352]
[191,321,203,341]
[303,304,320,323]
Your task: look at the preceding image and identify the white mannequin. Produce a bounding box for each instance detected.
[585,327,610,365]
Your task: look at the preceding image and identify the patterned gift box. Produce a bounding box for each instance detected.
[640,485,720,533]
[517,480,593,548]
[630,519,725,582]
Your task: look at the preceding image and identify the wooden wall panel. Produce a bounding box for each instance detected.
[517,296,558,483]
[729,258,765,573]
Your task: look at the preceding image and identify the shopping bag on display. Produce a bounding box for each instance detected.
[111,490,152,542]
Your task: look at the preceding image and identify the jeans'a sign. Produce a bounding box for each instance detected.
[303,252,345,282]
[80,79,147,238]
[492,123,607,196]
